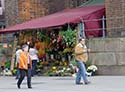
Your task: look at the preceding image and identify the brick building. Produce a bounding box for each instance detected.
[4,0,88,27]
[0,0,5,29]
[105,0,125,37]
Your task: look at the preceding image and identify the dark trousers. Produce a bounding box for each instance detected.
[16,68,20,79]
[17,68,32,88]
[32,60,37,76]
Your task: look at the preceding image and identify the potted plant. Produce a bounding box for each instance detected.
[87,65,98,76]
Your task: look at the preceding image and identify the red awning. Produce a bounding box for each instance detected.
[0,5,105,37]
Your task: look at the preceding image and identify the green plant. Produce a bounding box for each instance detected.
[0,48,8,62]
[69,58,77,66]
[11,68,17,76]
[59,27,77,47]
[86,60,92,68]
[37,31,46,40]
[5,60,11,69]
[1,49,7,56]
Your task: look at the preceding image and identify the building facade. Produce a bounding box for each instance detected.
[87,0,125,75]
[105,0,125,37]
[4,0,88,27]
[0,0,5,29]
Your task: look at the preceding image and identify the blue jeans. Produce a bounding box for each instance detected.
[76,60,89,84]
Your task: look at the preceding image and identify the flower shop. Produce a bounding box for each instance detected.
[0,5,104,76]
[15,23,78,76]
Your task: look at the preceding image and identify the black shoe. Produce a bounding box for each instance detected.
[28,86,32,89]
[76,82,83,85]
[85,81,91,85]
[17,84,20,89]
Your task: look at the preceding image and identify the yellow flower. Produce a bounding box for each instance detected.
[52,66,56,70]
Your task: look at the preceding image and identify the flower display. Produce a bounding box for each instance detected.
[87,65,98,76]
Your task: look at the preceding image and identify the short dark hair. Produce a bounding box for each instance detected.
[22,44,28,49]
[79,38,85,42]
[30,44,34,48]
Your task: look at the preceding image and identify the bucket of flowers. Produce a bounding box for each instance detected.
[87,65,98,76]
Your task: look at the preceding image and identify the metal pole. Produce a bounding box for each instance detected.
[102,16,105,38]
[82,22,86,39]
[79,19,86,39]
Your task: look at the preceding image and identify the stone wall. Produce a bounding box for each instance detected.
[87,38,125,75]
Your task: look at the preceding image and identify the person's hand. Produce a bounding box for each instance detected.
[87,49,90,52]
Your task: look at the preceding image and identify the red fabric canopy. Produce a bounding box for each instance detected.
[0,5,105,37]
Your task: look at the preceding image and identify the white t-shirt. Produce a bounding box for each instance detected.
[29,48,39,61]
[16,49,22,63]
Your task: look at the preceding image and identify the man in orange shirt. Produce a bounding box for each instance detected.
[17,44,32,89]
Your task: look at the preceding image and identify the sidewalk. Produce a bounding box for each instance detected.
[0,76,125,92]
